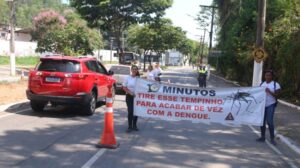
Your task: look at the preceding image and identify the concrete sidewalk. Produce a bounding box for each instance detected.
[0,66,28,82]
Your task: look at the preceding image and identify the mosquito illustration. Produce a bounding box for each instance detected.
[224,90,258,115]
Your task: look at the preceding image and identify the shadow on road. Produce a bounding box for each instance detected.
[1,101,106,118]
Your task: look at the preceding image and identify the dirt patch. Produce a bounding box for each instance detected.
[0,80,28,105]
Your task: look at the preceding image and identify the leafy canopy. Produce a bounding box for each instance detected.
[71,0,173,49]
[32,10,102,55]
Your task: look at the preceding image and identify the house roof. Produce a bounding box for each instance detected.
[15,28,32,33]
[0,23,32,33]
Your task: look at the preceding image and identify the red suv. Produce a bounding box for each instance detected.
[26,56,116,115]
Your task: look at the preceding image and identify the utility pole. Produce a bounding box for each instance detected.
[200,29,207,64]
[7,0,16,76]
[199,36,203,65]
[110,37,114,64]
[252,0,266,86]
[199,5,217,54]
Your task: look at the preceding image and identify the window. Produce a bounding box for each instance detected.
[38,60,80,73]
[85,61,99,72]
[96,61,107,74]
[109,66,130,75]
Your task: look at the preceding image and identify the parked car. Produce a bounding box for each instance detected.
[26,55,115,115]
[109,65,131,93]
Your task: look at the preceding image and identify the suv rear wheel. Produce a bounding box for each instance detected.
[82,91,96,115]
[30,101,46,112]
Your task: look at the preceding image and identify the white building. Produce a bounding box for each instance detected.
[165,50,184,66]
[93,49,118,62]
[0,24,37,56]
[0,24,119,61]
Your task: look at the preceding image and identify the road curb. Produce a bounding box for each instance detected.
[278,100,300,110]
[211,72,300,155]
[277,134,300,155]
[0,100,28,112]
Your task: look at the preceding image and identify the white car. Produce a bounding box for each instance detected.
[109,65,131,93]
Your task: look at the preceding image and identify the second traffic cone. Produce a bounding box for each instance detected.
[96,86,119,149]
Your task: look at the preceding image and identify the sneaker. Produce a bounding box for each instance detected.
[132,127,139,131]
[126,127,132,133]
[270,139,277,146]
[256,137,265,142]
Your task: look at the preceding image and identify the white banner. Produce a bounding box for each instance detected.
[134,78,266,126]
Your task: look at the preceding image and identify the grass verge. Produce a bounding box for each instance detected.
[0,56,39,66]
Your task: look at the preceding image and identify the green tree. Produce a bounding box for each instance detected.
[0,1,9,24]
[0,0,68,28]
[32,10,67,53]
[149,18,187,56]
[32,10,102,55]
[71,0,173,61]
[177,38,195,65]
[127,18,192,69]
[214,0,300,103]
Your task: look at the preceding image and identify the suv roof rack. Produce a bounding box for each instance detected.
[43,54,63,57]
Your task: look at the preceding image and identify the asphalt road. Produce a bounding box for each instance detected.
[0,66,298,168]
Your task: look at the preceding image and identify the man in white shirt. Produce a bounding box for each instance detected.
[147,65,155,80]
[153,63,162,82]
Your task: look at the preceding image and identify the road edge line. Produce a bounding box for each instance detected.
[249,125,298,168]
[0,100,28,112]
[277,134,300,154]
[0,108,31,119]
[82,149,106,168]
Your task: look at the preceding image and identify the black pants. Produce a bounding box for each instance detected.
[126,94,138,128]
[198,74,206,88]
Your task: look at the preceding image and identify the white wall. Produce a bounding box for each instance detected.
[166,50,183,65]
[0,39,120,59]
[15,33,31,41]
[0,39,38,56]
[93,49,118,62]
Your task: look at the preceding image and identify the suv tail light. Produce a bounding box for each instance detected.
[29,71,43,88]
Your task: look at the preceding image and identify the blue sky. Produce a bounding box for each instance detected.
[165,0,213,42]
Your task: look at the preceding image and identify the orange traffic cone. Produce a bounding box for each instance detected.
[96,86,119,149]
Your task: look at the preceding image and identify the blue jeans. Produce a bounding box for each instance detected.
[260,104,276,139]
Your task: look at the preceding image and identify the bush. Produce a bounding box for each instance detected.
[0,56,39,66]
[0,56,9,65]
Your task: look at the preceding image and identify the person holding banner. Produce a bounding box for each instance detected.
[147,65,155,81]
[153,62,162,82]
[256,70,281,145]
[123,65,140,132]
